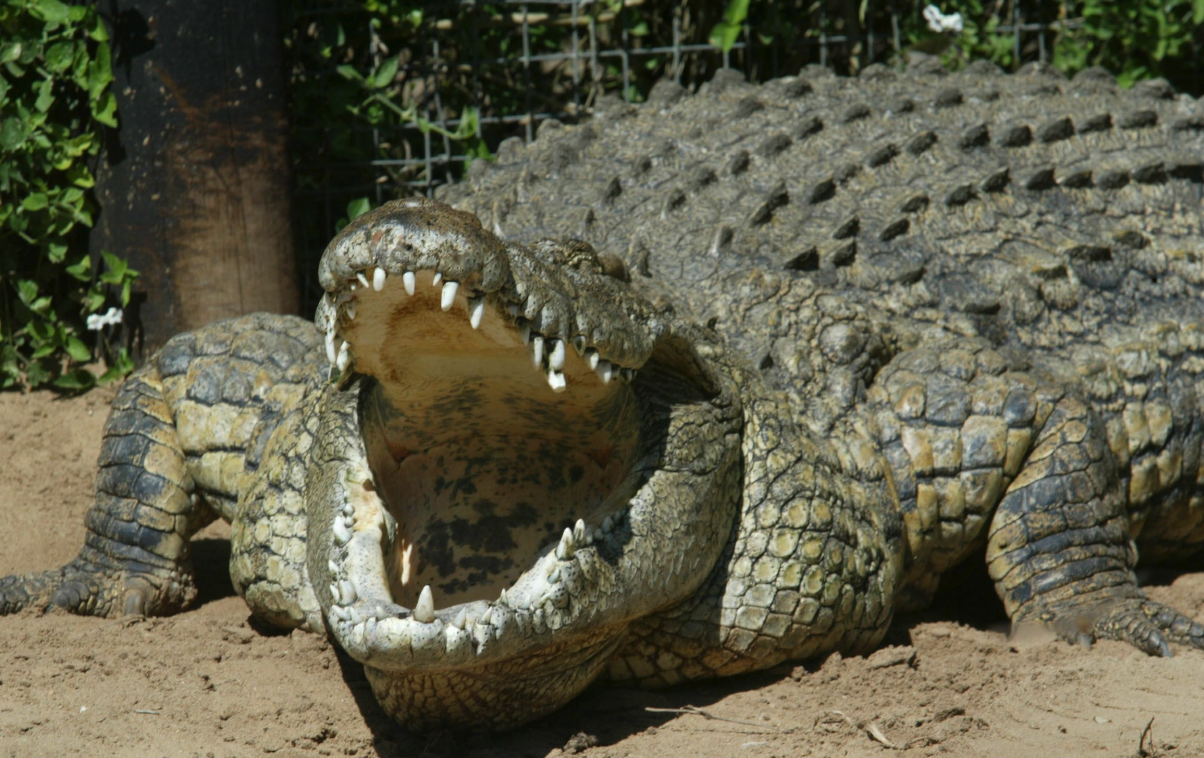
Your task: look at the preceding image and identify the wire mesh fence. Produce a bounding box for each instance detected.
[286,1,1196,309]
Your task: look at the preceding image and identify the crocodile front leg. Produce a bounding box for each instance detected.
[613,373,906,685]
[872,339,1204,655]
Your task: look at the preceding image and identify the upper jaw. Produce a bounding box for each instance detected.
[316,197,661,390]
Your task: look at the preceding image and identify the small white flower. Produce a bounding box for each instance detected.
[86,307,123,331]
[923,5,964,34]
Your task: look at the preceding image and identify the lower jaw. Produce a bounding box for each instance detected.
[363,630,625,731]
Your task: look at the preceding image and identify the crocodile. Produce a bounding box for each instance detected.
[3,59,1204,731]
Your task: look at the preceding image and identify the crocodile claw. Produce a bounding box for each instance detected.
[1092,600,1204,657]
[1032,598,1204,657]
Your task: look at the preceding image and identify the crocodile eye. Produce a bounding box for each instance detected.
[596,252,630,283]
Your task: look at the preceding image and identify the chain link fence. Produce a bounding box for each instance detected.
[286,1,1195,309]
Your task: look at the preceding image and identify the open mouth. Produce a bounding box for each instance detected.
[307,198,717,674]
[338,265,644,614]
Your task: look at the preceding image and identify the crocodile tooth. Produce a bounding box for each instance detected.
[329,582,341,604]
[603,515,614,533]
[330,604,349,621]
[372,267,386,291]
[441,281,459,311]
[469,297,485,329]
[345,302,356,320]
[324,330,337,364]
[593,528,604,542]
[402,271,416,295]
[621,368,635,382]
[479,606,493,625]
[549,566,561,584]
[507,303,520,318]
[520,324,532,344]
[586,349,600,370]
[572,335,586,356]
[339,579,358,605]
[498,588,509,607]
[348,606,363,625]
[546,370,566,393]
[413,585,435,623]
[432,272,443,286]
[336,341,351,373]
[573,518,588,545]
[364,617,377,636]
[556,527,575,560]
[452,608,468,629]
[327,559,339,576]
[446,624,470,655]
[356,271,371,288]
[332,516,352,545]
[532,335,545,368]
[596,360,613,384]
[548,340,566,371]
[341,502,354,516]
[351,621,366,644]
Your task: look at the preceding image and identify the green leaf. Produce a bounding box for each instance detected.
[99,350,134,384]
[83,288,105,312]
[64,335,91,362]
[1194,0,1204,24]
[373,55,399,89]
[92,91,117,127]
[89,12,110,42]
[67,163,94,188]
[723,0,750,25]
[17,279,38,306]
[25,360,52,388]
[53,368,96,391]
[91,41,113,95]
[346,197,371,220]
[709,20,742,53]
[45,41,73,73]
[336,65,364,83]
[66,255,92,281]
[31,0,71,26]
[0,42,21,64]
[35,77,55,112]
[23,193,49,211]
[0,117,27,150]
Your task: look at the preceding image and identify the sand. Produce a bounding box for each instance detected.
[2,386,1202,758]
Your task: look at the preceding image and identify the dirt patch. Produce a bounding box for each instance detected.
[2,388,1202,757]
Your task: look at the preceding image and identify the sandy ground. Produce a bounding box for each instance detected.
[2,387,1203,758]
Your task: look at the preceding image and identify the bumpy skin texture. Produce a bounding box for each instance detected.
[3,59,1204,729]
[443,60,1204,661]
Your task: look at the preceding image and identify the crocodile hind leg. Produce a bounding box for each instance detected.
[0,364,206,617]
[986,387,1204,655]
[871,340,1204,655]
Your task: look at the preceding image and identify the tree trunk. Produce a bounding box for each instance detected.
[92,0,299,356]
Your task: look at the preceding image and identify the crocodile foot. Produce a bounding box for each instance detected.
[0,556,195,618]
[1032,598,1204,657]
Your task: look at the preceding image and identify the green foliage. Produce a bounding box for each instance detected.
[0,0,135,391]
[905,1,1202,91]
[1054,0,1202,88]
[710,0,751,53]
[335,197,374,233]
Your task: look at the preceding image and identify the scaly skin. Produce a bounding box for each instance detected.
[3,58,1204,730]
